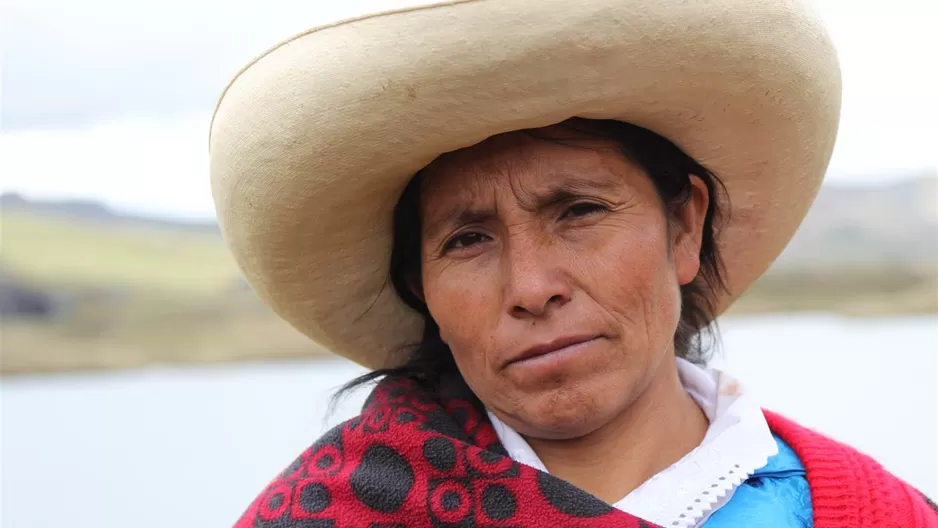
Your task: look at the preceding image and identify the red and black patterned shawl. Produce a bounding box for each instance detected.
[232,374,938,528]
[234,374,659,527]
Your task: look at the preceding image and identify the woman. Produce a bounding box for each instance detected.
[209,0,938,526]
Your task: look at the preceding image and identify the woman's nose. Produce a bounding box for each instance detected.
[504,242,572,319]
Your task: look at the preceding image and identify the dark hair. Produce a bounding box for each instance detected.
[336,118,729,398]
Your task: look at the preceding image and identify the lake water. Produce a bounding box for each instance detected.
[2,314,936,528]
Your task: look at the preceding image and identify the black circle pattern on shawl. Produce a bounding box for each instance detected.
[297,482,330,513]
[467,445,516,477]
[396,410,417,424]
[481,483,518,520]
[428,479,473,525]
[350,444,415,513]
[423,436,457,472]
[536,470,615,517]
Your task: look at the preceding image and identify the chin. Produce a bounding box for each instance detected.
[515,384,622,440]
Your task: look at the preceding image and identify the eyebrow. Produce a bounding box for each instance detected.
[529,177,620,210]
[423,175,622,242]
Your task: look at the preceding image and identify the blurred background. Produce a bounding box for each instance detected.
[1,0,936,526]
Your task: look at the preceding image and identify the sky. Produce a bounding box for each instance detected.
[1,0,936,219]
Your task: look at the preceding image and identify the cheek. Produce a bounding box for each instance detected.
[578,219,682,341]
[422,266,500,378]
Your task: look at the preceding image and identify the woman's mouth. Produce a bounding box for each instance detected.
[506,334,605,369]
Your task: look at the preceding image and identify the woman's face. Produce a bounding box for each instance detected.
[418,124,708,440]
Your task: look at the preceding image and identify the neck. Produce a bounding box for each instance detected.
[524,355,709,504]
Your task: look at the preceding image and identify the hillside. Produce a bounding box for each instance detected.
[772,172,937,271]
[1,203,238,297]
[1,175,936,374]
[0,193,220,233]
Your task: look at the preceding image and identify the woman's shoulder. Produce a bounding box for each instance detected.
[763,409,938,528]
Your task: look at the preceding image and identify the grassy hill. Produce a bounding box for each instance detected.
[1,175,936,374]
[773,172,937,271]
[2,209,238,297]
[1,199,323,374]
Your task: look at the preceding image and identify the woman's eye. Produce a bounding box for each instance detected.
[562,202,606,219]
[443,231,490,252]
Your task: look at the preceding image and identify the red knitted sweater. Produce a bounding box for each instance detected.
[764,410,938,528]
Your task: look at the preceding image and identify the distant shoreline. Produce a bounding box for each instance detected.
[3,307,934,376]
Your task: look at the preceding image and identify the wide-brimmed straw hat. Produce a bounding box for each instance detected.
[209,0,841,369]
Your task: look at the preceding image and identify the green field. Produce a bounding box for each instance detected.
[1,210,241,296]
[1,210,330,374]
[1,209,935,374]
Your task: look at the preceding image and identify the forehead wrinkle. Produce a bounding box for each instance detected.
[501,144,559,214]
[419,132,632,240]
[507,140,630,211]
[505,158,533,214]
[425,166,626,238]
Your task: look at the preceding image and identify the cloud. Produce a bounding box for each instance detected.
[0,0,935,218]
[1,0,429,129]
[812,0,938,178]
[3,0,935,137]
[0,115,216,218]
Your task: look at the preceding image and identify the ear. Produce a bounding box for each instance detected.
[672,174,710,286]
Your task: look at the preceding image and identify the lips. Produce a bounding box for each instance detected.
[506,334,603,367]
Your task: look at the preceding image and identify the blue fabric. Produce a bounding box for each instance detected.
[703,435,813,527]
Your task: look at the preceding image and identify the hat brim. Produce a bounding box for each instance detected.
[209,0,841,369]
